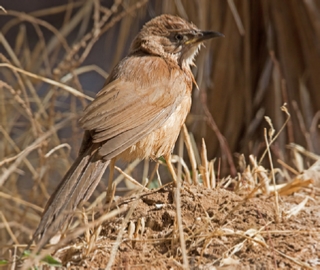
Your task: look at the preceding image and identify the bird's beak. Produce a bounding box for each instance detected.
[185,31,224,45]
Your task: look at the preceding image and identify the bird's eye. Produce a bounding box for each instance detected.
[175,34,184,42]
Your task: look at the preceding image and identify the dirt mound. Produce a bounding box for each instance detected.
[54,184,320,269]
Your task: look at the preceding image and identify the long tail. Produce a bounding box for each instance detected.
[33,144,109,251]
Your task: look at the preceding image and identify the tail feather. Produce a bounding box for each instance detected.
[33,146,109,250]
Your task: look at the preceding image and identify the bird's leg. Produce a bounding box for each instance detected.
[164,154,177,183]
[106,158,116,204]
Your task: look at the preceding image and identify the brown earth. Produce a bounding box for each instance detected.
[49,183,320,269]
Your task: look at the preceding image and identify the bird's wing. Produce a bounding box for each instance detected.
[79,56,189,160]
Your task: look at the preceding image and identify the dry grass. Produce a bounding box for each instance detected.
[0,0,319,269]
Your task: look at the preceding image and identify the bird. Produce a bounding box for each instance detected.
[32,14,223,250]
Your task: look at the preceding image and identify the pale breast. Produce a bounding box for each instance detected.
[118,94,191,161]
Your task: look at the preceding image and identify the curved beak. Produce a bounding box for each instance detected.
[186,30,224,45]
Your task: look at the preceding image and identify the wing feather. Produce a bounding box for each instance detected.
[78,55,187,159]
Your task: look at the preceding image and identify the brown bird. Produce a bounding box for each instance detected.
[33,14,223,249]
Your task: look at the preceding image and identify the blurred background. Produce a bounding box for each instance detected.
[0,0,320,247]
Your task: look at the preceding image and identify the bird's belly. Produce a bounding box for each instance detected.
[118,96,191,161]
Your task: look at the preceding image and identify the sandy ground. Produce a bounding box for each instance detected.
[49,183,320,269]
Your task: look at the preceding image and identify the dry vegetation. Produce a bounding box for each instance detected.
[0,0,319,269]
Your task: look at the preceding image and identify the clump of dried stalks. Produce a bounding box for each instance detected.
[0,0,319,269]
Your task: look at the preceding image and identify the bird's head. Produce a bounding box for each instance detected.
[130,14,223,68]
